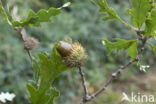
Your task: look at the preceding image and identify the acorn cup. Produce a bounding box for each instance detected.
[24,37,39,50]
[57,41,87,67]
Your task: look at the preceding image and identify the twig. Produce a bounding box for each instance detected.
[78,66,89,104]
[26,49,33,60]
[80,35,148,103]
[14,27,33,60]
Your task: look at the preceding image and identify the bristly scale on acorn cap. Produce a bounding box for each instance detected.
[56,41,87,67]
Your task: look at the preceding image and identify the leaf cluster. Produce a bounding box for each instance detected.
[27,44,69,104]
[0,1,70,104]
[95,0,156,56]
[0,0,68,27]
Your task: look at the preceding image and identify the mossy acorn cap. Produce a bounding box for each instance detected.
[57,41,87,67]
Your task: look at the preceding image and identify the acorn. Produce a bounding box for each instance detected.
[57,41,87,67]
[57,41,73,57]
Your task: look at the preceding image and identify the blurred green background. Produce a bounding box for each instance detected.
[0,0,156,104]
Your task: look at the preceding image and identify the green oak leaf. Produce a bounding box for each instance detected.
[127,0,151,29]
[103,38,138,60]
[11,2,70,27]
[93,0,120,21]
[27,44,69,104]
[27,83,40,104]
[32,59,40,84]
[0,1,71,27]
[127,40,138,60]
[103,38,136,54]
[93,0,134,29]
[0,0,12,25]
[46,87,60,104]
[11,8,61,27]
[145,10,156,36]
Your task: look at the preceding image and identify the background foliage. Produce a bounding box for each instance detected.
[0,0,156,104]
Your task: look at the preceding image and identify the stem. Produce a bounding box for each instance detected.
[14,27,33,60]
[81,37,147,103]
[78,66,89,103]
[26,49,33,60]
[118,18,135,30]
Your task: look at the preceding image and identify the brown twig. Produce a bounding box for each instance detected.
[79,31,148,104]
[26,49,33,60]
[14,27,33,60]
[78,66,90,104]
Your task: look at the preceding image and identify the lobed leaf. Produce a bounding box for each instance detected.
[93,0,134,29]
[0,0,12,25]
[11,8,61,27]
[103,38,138,60]
[127,0,151,29]
[32,59,40,84]
[27,44,69,104]
[127,40,138,60]
[94,0,120,21]
[46,88,60,104]
[27,84,39,104]
[145,10,156,36]
[1,1,71,27]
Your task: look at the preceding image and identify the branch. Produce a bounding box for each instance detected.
[14,27,33,60]
[78,66,90,104]
[80,37,148,103]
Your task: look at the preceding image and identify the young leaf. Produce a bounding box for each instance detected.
[127,40,138,60]
[145,10,156,36]
[103,38,138,60]
[11,2,70,27]
[0,1,71,27]
[27,44,69,104]
[93,0,134,29]
[0,0,12,25]
[127,0,151,29]
[11,8,61,27]
[94,0,120,21]
[46,87,60,104]
[103,38,137,54]
[27,83,39,104]
[32,59,40,83]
